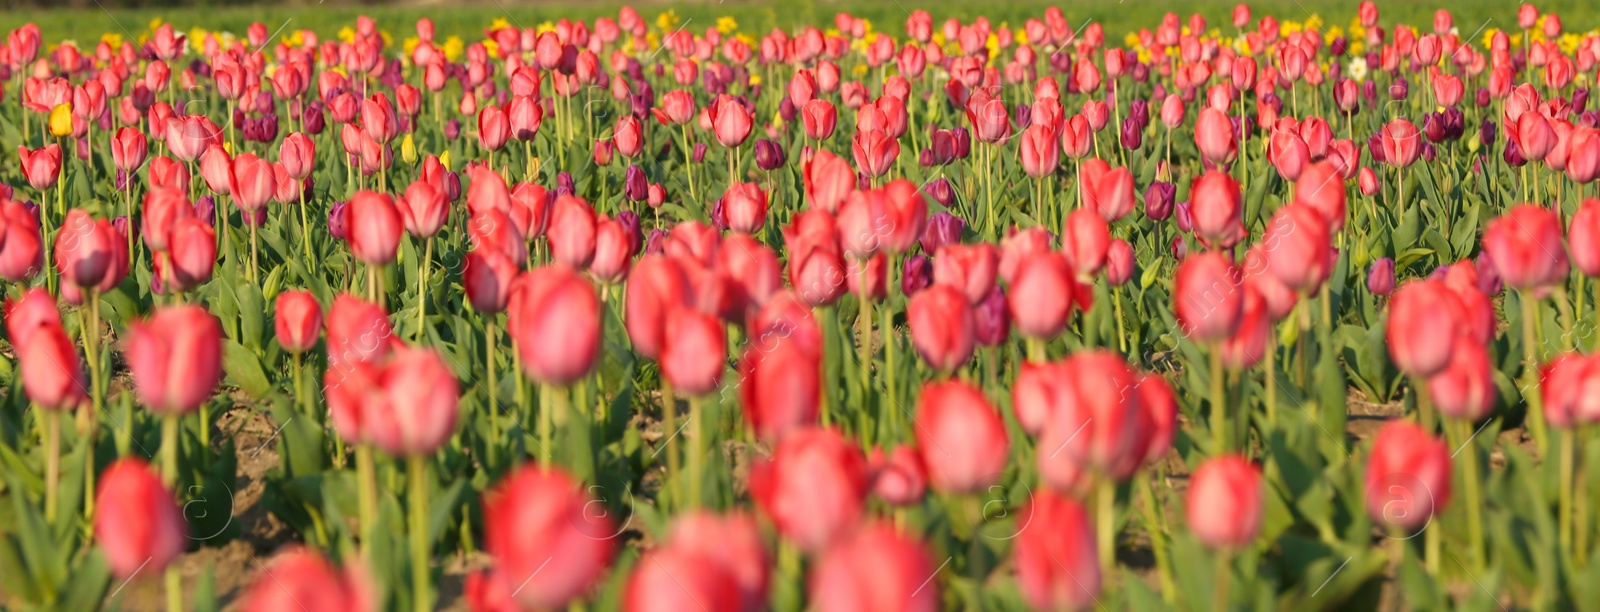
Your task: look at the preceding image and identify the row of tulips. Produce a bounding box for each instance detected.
[7,1,1600,610]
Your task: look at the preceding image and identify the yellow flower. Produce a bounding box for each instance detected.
[404,36,420,58]
[401,134,418,164]
[491,17,511,31]
[148,17,163,31]
[537,21,556,34]
[338,26,356,44]
[48,104,73,137]
[656,10,680,31]
[1305,14,1324,32]
[189,27,209,53]
[442,36,464,62]
[101,33,123,49]
[853,64,867,77]
[439,150,452,171]
[1016,29,1029,47]
[484,38,500,59]
[380,31,393,47]
[716,17,738,35]
[859,19,873,34]
[749,73,762,86]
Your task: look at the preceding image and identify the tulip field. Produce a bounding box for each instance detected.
[11,0,1600,609]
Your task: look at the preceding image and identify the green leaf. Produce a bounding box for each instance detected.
[223,339,272,398]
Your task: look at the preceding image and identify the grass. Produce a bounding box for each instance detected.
[15,0,1600,53]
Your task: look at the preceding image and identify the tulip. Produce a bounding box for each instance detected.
[1014,490,1101,612]
[5,289,60,351]
[346,190,403,266]
[802,99,837,140]
[398,180,448,238]
[274,290,323,354]
[740,333,822,443]
[1174,252,1243,342]
[1364,421,1452,534]
[660,307,727,397]
[1189,171,1245,249]
[110,127,148,173]
[94,459,186,578]
[548,195,599,268]
[1380,119,1422,168]
[809,523,940,612]
[1008,252,1077,343]
[18,143,62,190]
[1386,280,1461,378]
[804,149,854,213]
[478,105,510,152]
[1219,286,1271,369]
[124,305,223,415]
[1187,455,1262,549]
[708,94,753,147]
[1262,203,1332,292]
[624,547,743,612]
[915,380,1009,493]
[723,182,768,234]
[1367,257,1396,295]
[1195,108,1237,166]
[1428,341,1497,422]
[751,427,868,552]
[932,243,999,304]
[482,465,616,611]
[1483,204,1569,289]
[1294,161,1348,231]
[510,265,601,385]
[1061,209,1111,276]
[1020,123,1060,179]
[166,218,217,291]
[907,284,976,373]
[238,548,371,612]
[53,209,116,290]
[21,320,84,411]
[364,346,460,456]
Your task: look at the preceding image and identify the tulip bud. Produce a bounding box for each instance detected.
[274,290,323,353]
[1186,455,1262,549]
[916,380,1009,493]
[1367,258,1396,295]
[1364,421,1452,534]
[94,459,186,578]
[751,427,868,552]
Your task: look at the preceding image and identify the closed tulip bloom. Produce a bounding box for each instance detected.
[933,243,1000,304]
[751,427,868,552]
[94,459,186,578]
[1088,166,1135,221]
[1195,108,1237,166]
[1428,341,1497,421]
[124,305,224,415]
[809,523,940,612]
[1380,119,1423,168]
[589,216,635,284]
[325,294,394,368]
[1008,252,1077,340]
[54,210,116,289]
[660,307,727,396]
[199,144,233,195]
[1186,455,1262,549]
[709,94,753,147]
[625,255,692,359]
[510,266,601,385]
[238,548,372,612]
[18,143,63,190]
[1219,286,1271,369]
[804,149,855,213]
[1294,161,1348,231]
[279,132,316,180]
[1174,252,1244,342]
[802,99,838,140]
[508,95,544,141]
[624,547,742,612]
[1190,171,1246,249]
[916,380,1009,493]
[5,289,61,351]
[1386,280,1461,378]
[1570,199,1600,276]
[740,334,821,443]
[398,180,448,238]
[851,129,899,178]
[1020,123,1061,178]
[1061,209,1111,276]
[111,127,148,172]
[463,249,519,314]
[274,290,323,354]
[869,445,927,506]
[468,209,529,268]
[1516,112,1555,161]
[365,346,460,456]
[1367,257,1396,295]
[478,105,511,151]
[0,200,44,283]
[166,218,217,291]
[724,182,768,234]
[231,153,275,213]
[1014,490,1101,612]
[1105,239,1135,286]
[346,190,403,265]
[659,512,770,610]
[21,322,85,410]
[1483,204,1570,289]
[548,195,599,268]
[654,90,696,125]
[1364,420,1452,533]
[1263,203,1332,292]
[907,284,976,373]
[482,465,616,611]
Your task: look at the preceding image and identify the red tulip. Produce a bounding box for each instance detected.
[1263,203,1332,292]
[1174,252,1244,342]
[1014,490,1101,611]
[1106,239,1135,286]
[1294,160,1348,231]
[660,512,770,609]
[1219,286,1271,369]
[548,195,598,268]
[868,445,927,506]
[239,548,372,612]
[614,115,644,158]
[18,143,62,190]
[660,307,727,396]
[965,89,1012,143]
[361,93,399,143]
[1428,341,1498,422]
[199,144,234,195]
[463,248,519,315]
[907,284,976,373]
[1061,208,1111,276]
[21,321,84,410]
[1515,112,1556,161]
[751,427,868,552]
[740,332,822,443]
[851,128,900,178]
[1364,420,1452,533]
[165,114,220,161]
[509,182,552,239]
[274,290,323,354]
[398,180,449,238]
[1186,455,1263,548]
[509,266,601,385]
[1570,199,1600,277]
[347,190,403,266]
[94,459,186,578]
[809,523,940,612]
[1020,123,1060,179]
[365,346,460,456]
[110,127,148,172]
[1061,114,1093,158]
[654,90,696,125]
[802,99,838,140]
[1190,171,1246,249]
[230,152,275,213]
[1483,204,1570,289]
[804,149,854,213]
[709,94,753,147]
[1386,280,1462,378]
[932,243,999,304]
[1379,119,1422,168]
[1088,166,1135,221]
[468,209,529,269]
[1008,252,1077,340]
[166,218,217,291]
[915,380,1009,493]
[589,215,634,284]
[508,95,543,141]
[54,210,116,290]
[624,547,742,612]
[724,182,769,234]
[124,305,223,415]
[482,465,616,611]
[4,288,60,351]
[718,233,783,306]
[149,156,190,191]
[625,255,692,360]
[478,105,511,151]
[1195,107,1238,166]
[0,200,44,283]
[786,234,848,308]
[1033,352,1146,490]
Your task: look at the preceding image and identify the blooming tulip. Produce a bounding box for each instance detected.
[124,305,224,415]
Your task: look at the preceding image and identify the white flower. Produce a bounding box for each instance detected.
[1348,56,1369,82]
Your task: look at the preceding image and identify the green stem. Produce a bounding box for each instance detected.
[1561,427,1574,558]
[539,382,554,470]
[857,285,873,446]
[1211,345,1228,453]
[408,455,431,612]
[688,395,704,510]
[1097,477,1116,573]
[487,321,500,467]
[356,445,377,550]
[417,238,433,342]
[161,414,179,485]
[1455,419,1486,572]
[1214,549,1232,611]
[45,407,61,524]
[660,382,678,506]
[1141,475,1178,604]
[166,566,182,612]
[1522,292,1550,456]
[85,294,103,520]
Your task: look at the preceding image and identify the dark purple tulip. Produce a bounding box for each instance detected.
[1230,115,1255,140]
[644,228,667,254]
[1131,62,1149,83]
[328,201,348,239]
[1362,79,1378,102]
[1574,88,1590,114]
[1174,200,1193,232]
[244,207,268,227]
[1367,134,1387,164]
[901,254,933,295]
[1331,36,1348,57]
[1475,251,1504,295]
[1480,119,1497,147]
[444,171,462,201]
[1424,113,1448,143]
[918,148,935,167]
[1050,50,1072,74]
[112,216,133,239]
[1389,78,1409,101]
[1014,103,1032,131]
[616,210,643,253]
[1120,116,1142,149]
[693,142,708,163]
[951,126,972,159]
[1504,138,1527,167]
[1261,92,1283,115]
[920,211,965,254]
[755,139,786,170]
[779,97,797,122]
[1582,110,1600,129]
[304,102,326,134]
[924,177,955,207]
[1475,87,1491,108]
[21,201,39,220]
[195,196,216,227]
[1367,257,1395,295]
[1129,98,1149,126]
[1145,181,1175,221]
[445,118,461,140]
[557,172,576,197]
[973,287,1010,346]
[710,196,728,230]
[76,137,89,160]
[624,164,648,201]
[116,170,131,191]
[630,93,650,121]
